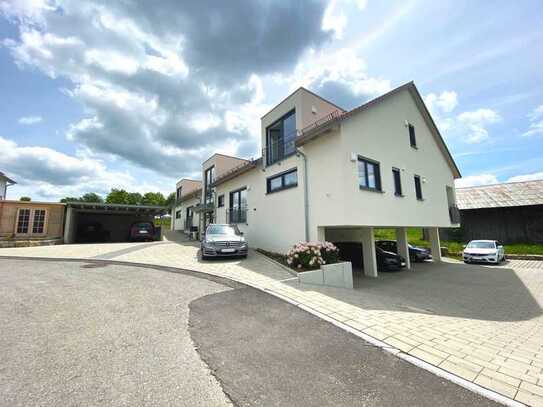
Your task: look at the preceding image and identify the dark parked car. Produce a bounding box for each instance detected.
[333,241,407,272]
[201,224,248,260]
[77,222,110,243]
[128,221,155,242]
[376,240,432,262]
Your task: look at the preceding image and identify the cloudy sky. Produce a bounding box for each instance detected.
[1,0,542,201]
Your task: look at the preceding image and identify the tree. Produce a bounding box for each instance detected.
[165,192,176,208]
[105,189,130,204]
[126,192,143,205]
[19,196,31,201]
[60,196,80,203]
[141,192,166,206]
[81,192,104,203]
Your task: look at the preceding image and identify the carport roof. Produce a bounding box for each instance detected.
[66,202,168,214]
[456,179,543,210]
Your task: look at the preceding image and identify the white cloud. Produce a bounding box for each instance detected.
[522,105,543,137]
[507,171,543,183]
[457,108,501,143]
[425,91,458,114]
[287,48,391,109]
[4,0,331,178]
[455,174,499,188]
[322,1,347,39]
[18,115,43,125]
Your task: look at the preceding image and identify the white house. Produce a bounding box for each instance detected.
[0,171,16,200]
[174,82,461,277]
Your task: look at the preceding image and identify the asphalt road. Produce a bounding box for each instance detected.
[1,258,498,407]
[0,258,236,407]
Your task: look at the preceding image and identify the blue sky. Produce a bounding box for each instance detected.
[1,0,542,201]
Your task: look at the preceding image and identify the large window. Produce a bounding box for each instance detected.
[204,166,215,204]
[392,168,402,196]
[266,110,296,165]
[267,168,298,194]
[414,175,423,200]
[229,188,247,223]
[358,157,381,191]
[16,208,30,233]
[408,123,417,148]
[32,209,46,234]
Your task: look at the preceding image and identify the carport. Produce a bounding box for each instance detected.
[63,202,168,244]
[318,226,442,278]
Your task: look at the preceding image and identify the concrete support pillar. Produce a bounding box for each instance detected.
[361,227,378,278]
[428,227,442,262]
[63,206,73,244]
[396,227,411,270]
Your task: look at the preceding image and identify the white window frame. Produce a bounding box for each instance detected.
[14,207,48,236]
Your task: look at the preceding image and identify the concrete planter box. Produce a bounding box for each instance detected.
[298,261,353,289]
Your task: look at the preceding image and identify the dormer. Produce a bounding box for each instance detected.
[261,87,344,166]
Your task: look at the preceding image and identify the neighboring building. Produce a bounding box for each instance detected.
[172,154,249,236]
[172,179,202,233]
[449,180,543,244]
[175,82,461,277]
[0,171,16,200]
[0,200,65,242]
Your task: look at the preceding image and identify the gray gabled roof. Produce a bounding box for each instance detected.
[456,180,543,210]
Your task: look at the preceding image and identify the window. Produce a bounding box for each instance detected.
[414,175,423,200]
[32,209,46,234]
[357,157,381,191]
[408,123,417,148]
[204,166,215,204]
[229,188,247,223]
[175,210,181,219]
[392,168,402,196]
[266,110,296,165]
[218,194,225,207]
[176,186,182,200]
[16,208,30,234]
[267,168,298,193]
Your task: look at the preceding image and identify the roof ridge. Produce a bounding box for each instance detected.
[457,179,543,190]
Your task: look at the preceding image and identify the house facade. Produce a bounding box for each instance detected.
[0,200,65,243]
[174,82,461,277]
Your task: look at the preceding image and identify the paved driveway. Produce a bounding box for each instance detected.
[1,234,543,405]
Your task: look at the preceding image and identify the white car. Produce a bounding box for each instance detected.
[463,240,505,264]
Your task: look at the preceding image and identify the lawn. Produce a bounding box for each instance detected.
[374,228,543,256]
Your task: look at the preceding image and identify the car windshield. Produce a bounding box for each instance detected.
[206,225,240,236]
[467,241,495,249]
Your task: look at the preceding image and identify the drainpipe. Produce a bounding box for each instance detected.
[296,147,310,242]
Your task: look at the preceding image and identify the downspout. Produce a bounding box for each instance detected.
[296,147,310,242]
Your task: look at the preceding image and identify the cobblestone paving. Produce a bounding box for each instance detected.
[1,235,542,406]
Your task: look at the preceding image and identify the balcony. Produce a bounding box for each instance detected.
[449,205,461,224]
[227,208,247,224]
[264,137,296,166]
